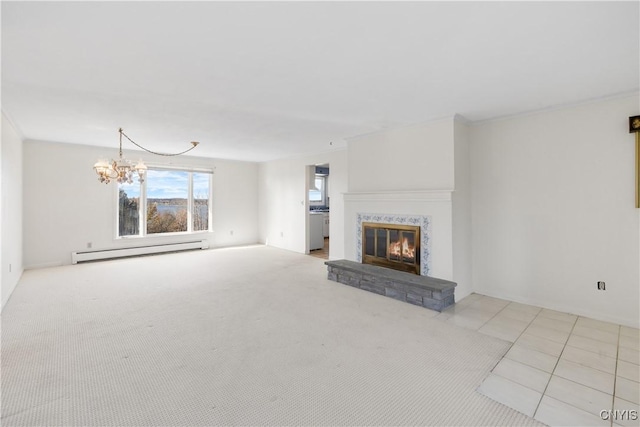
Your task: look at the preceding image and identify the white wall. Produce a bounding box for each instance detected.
[23,140,259,268]
[1,121,2,308]
[345,118,462,283]
[471,94,640,328]
[258,149,347,259]
[1,113,24,310]
[348,118,454,192]
[452,117,472,298]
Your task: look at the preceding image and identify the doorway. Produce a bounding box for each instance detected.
[307,163,330,259]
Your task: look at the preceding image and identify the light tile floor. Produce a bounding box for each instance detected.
[435,294,640,427]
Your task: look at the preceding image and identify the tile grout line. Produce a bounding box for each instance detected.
[563,338,618,357]
[610,325,621,427]
[442,294,502,326]
[531,313,579,420]
[489,369,549,394]
[479,302,540,372]
[559,343,619,375]
[477,300,518,331]
[488,306,543,372]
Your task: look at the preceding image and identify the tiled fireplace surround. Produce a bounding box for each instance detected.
[356,212,432,276]
[343,190,456,283]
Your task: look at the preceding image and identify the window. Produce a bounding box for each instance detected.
[146,170,189,234]
[118,181,140,237]
[309,176,326,206]
[117,168,212,238]
[192,172,210,232]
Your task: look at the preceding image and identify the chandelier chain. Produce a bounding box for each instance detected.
[93,128,200,184]
[119,128,199,157]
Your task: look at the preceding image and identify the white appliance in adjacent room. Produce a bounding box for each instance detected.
[322,212,330,237]
[309,212,324,250]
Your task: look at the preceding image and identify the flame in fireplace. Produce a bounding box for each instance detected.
[389,237,415,259]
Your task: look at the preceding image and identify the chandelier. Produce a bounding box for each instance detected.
[93,128,199,184]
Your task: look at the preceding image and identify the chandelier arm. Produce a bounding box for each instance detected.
[119,129,199,157]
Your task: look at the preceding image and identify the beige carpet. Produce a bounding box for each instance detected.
[1,245,542,426]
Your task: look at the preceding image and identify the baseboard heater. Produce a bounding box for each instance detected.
[71,240,209,264]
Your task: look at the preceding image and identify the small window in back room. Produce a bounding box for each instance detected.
[309,176,326,205]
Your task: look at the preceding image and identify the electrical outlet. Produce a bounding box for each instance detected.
[87,242,92,249]
[230,230,234,236]
[597,281,606,290]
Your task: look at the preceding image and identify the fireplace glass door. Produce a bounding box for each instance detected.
[362,222,420,274]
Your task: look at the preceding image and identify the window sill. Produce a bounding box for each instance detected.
[116,230,212,240]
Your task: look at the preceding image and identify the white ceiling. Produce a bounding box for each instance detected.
[2,1,638,162]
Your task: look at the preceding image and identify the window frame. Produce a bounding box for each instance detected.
[309,175,327,206]
[115,166,213,239]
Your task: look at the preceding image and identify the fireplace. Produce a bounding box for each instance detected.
[362,222,420,274]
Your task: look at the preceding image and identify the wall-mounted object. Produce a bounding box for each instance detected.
[629,116,640,208]
[315,166,330,175]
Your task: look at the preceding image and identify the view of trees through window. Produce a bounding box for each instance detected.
[117,168,211,237]
[119,182,140,237]
[193,173,210,232]
[146,170,188,234]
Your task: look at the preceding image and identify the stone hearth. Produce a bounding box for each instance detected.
[325,260,456,312]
